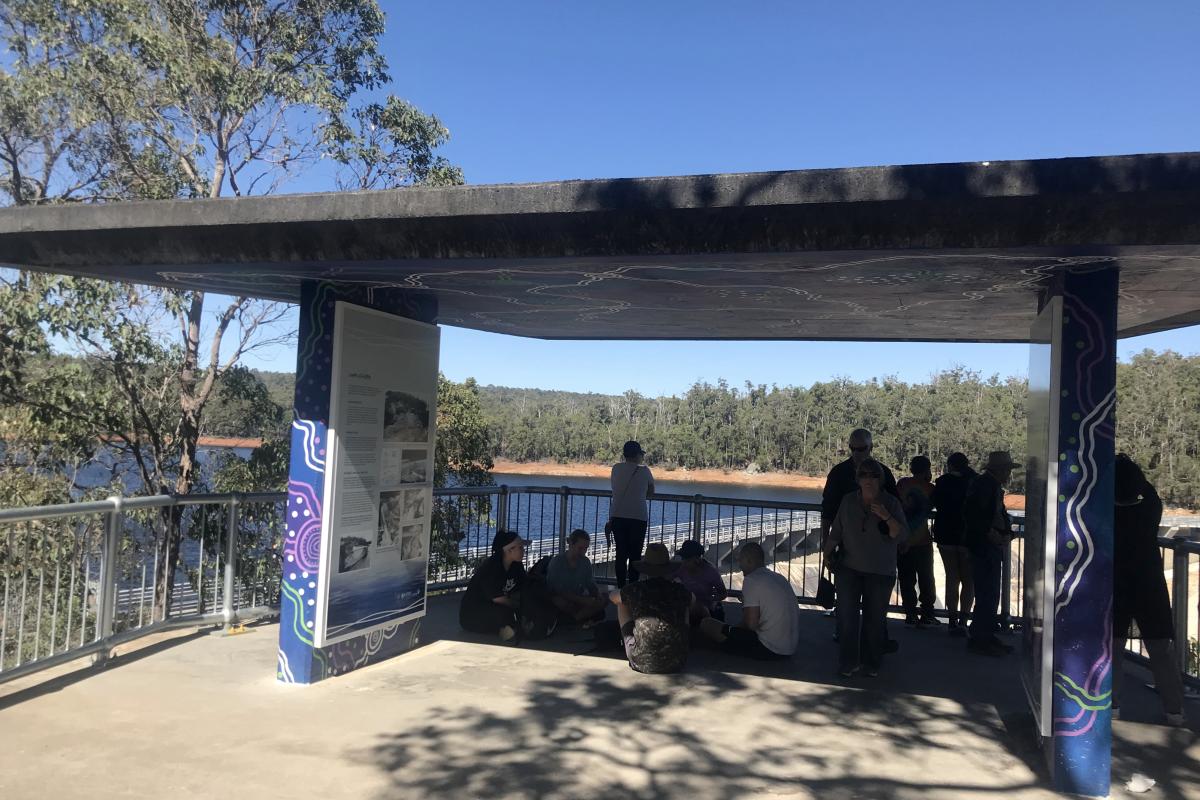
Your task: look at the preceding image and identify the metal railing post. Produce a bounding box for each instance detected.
[94,495,123,664]
[691,495,703,543]
[1172,545,1190,673]
[496,485,509,533]
[558,486,570,554]
[1000,538,1013,627]
[223,495,240,632]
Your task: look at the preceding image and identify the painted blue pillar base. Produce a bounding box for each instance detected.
[1046,266,1117,797]
[277,281,437,685]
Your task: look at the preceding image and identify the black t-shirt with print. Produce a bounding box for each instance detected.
[620,577,691,674]
[463,556,524,613]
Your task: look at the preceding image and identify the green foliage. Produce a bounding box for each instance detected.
[1,0,463,203]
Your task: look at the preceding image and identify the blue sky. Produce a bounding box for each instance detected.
[238,0,1200,395]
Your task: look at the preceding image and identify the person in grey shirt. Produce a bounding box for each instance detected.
[823,458,908,677]
[608,440,655,586]
[547,529,608,624]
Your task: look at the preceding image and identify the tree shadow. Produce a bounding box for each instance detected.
[353,665,1053,800]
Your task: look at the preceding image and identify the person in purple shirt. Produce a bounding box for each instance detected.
[674,540,728,622]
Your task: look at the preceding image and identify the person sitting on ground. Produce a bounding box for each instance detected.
[459,530,527,642]
[608,542,692,674]
[896,455,940,627]
[963,451,1018,657]
[546,529,608,624]
[823,458,908,677]
[699,541,800,659]
[674,539,728,622]
[931,452,976,636]
[1112,454,1187,727]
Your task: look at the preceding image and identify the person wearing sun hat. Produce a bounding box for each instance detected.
[608,542,692,673]
[963,450,1019,657]
[459,530,529,642]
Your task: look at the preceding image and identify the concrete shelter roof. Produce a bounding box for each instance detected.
[2,152,1200,342]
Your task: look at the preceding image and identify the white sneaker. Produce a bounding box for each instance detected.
[1166,712,1185,727]
[499,625,516,642]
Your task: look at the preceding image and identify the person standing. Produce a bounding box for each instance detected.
[963,451,1018,657]
[820,429,899,546]
[823,459,908,677]
[896,455,939,626]
[932,452,976,636]
[1112,455,1186,726]
[609,440,655,587]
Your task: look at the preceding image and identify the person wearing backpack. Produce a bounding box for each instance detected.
[608,440,655,587]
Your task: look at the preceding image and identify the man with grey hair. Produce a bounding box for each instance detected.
[699,541,800,659]
[821,429,899,543]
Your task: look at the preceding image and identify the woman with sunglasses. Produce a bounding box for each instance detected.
[822,458,908,677]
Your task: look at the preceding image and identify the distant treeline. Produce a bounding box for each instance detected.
[222,350,1200,508]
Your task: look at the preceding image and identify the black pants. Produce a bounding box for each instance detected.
[969,545,1003,642]
[459,600,518,635]
[897,544,937,618]
[611,517,647,587]
[719,625,787,660]
[836,567,893,670]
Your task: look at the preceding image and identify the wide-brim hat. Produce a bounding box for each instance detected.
[985,451,1019,471]
[633,542,679,577]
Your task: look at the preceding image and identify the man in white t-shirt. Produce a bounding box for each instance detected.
[608,440,655,587]
[700,541,799,659]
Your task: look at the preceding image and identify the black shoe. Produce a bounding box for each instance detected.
[904,613,920,626]
[919,615,942,627]
[863,666,879,678]
[838,664,860,678]
[948,623,967,638]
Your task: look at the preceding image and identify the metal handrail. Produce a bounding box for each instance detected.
[3,486,1197,687]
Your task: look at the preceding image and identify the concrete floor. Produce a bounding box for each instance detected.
[1,596,1197,800]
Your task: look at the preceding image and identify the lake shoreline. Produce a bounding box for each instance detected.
[492,459,1036,510]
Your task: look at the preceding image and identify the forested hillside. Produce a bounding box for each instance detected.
[474,351,1200,507]
[204,350,1200,508]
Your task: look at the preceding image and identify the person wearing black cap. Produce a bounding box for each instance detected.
[459,530,528,641]
[609,440,656,587]
[675,539,727,621]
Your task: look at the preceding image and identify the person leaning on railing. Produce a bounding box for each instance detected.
[1112,454,1187,727]
[608,440,655,587]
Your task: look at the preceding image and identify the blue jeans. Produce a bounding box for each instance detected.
[835,567,894,670]
[969,545,1003,642]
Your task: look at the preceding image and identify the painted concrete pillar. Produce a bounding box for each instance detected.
[1046,266,1118,796]
[277,281,437,684]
